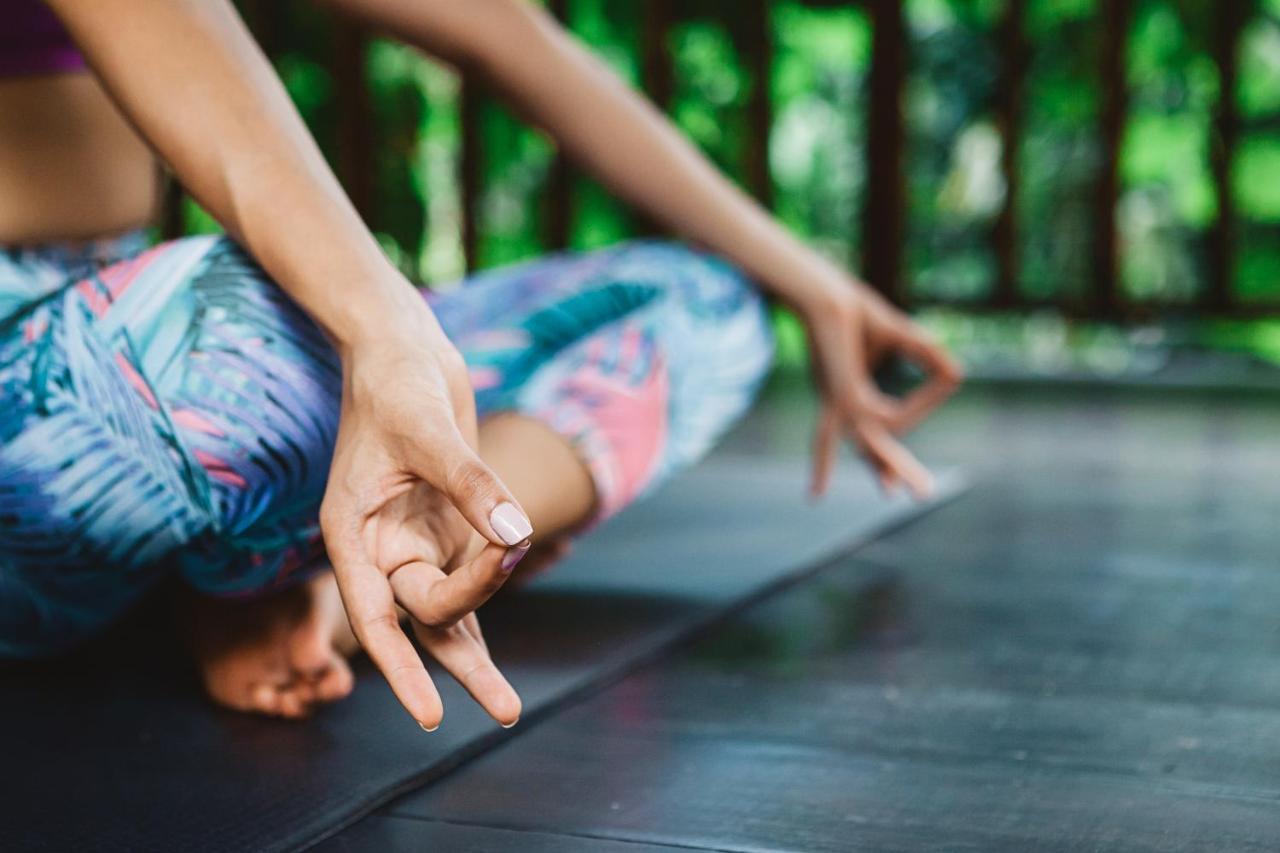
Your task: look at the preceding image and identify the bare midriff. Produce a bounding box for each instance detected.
[0,72,158,246]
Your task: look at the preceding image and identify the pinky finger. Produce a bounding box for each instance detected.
[854,423,934,500]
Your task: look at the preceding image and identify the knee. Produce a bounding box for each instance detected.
[661,243,774,385]
[622,241,767,322]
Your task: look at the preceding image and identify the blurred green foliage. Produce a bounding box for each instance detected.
[201,0,1280,368]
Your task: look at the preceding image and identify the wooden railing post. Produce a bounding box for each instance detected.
[460,80,483,272]
[744,0,775,208]
[992,0,1027,308]
[333,23,375,222]
[1094,0,1132,318]
[636,0,675,237]
[238,0,280,59]
[543,0,574,251]
[1209,0,1246,312]
[642,0,675,112]
[861,0,908,305]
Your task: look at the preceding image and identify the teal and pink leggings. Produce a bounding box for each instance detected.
[0,235,773,656]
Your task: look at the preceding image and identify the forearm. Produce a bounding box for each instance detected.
[322,0,851,314]
[48,0,433,350]
[486,13,850,314]
[333,0,850,315]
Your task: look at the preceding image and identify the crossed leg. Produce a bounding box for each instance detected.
[1,237,768,719]
[189,412,597,719]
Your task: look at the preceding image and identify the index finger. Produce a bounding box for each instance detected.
[325,525,445,730]
[389,542,524,629]
[885,327,963,435]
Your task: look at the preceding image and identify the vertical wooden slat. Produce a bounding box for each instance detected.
[460,80,484,271]
[1209,0,1246,311]
[160,172,186,241]
[334,22,375,221]
[1094,0,1132,317]
[992,0,1027,308]
[544,0,574,251]
[743,0,775,208]
[861,0,909,304]
[238,0,281,59]
[642,0,675,112]
[636,0,675,237]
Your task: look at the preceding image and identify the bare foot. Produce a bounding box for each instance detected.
[186,570,359,719]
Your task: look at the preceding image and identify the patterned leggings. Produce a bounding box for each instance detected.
[0,235,773,656]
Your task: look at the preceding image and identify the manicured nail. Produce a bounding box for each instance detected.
[490,502,532,546]
[420,721,439,733]
[501,541,532,572]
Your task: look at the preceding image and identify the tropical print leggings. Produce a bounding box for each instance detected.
[0,234,773,656]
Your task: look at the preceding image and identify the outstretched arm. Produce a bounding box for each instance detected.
[326,0,963,496]
[48,0,530,729]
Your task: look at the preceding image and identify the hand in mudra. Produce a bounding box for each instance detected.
[319,319,532,730]
[803,281,963,499]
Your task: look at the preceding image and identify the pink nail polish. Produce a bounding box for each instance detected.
[490,502,533,545]
[501,542,532,572]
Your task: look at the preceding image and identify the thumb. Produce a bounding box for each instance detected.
[435,437,533,547]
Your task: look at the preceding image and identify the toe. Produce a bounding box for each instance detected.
[289,621,336,682]
[251,682,283,716]
[314,655,355,703]
[277,690,308,719]
[292,680,318,704]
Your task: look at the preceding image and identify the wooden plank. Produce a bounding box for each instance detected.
[861,0,909,304]
[991,0,1027,308]
[315,816,689,852]
[1208,0,1246,311]
[387,388,1280,852]
[642,0,675,112]
[460,79,484,271]
[906,294,1280,320]
[743,0,775,208]
[1093,0,1133,318]
[159,172,186,241]
[333,21,375,222]
[543,0,574,251]
[237,0,280,59]
[636,0,675,237]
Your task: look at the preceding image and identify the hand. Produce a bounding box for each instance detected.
[802,281,963,500]
[318,315,532,730]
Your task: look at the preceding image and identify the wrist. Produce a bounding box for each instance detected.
[329,275,445,360]
[794,272,862,323]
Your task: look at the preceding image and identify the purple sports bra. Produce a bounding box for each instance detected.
[0,0,86,77]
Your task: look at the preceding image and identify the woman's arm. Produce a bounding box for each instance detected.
[47,0,529,729]
[49,0,410,348]
[326,0,962,496]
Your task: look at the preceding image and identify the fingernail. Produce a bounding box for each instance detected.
[420,721,439,733]
[490,502,532,546]
[501,719,519,729]
[501,541,532,572]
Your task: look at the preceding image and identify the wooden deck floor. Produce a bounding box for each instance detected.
[318,381,1280,852]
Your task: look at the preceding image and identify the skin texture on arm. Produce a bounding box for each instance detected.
[46,0,407,346]
[46,0,530,729]
[324,0,964,497]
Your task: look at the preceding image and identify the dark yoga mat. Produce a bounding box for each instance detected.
[0,449,962,853]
